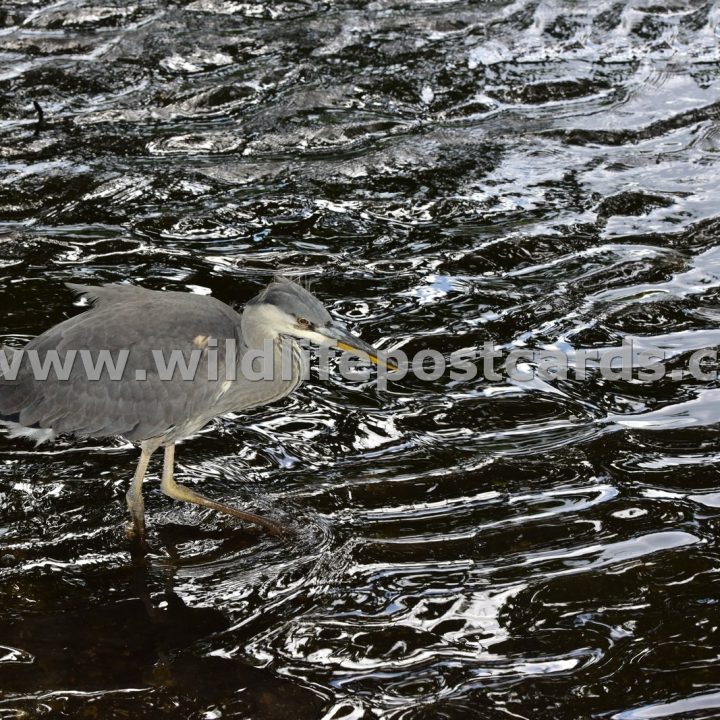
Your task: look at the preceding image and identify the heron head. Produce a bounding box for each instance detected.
[247,276,390,367]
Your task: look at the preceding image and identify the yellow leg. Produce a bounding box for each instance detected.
[126,443,156,542]
[160,444,286,537]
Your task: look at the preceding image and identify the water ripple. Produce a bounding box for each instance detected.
[2,0,720,717]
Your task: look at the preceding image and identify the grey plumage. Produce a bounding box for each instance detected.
[0,276,385,542]
[3,284,240,441]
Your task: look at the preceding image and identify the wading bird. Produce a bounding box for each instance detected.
[0,277,387,542]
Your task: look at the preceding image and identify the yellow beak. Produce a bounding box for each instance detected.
[335,341,398,371]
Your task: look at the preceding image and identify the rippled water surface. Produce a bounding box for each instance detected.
[2,1,720,718]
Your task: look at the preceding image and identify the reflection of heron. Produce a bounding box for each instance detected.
[0,277,387,541]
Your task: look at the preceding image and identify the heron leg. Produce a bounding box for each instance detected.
[160,444,286,537]
[125,443,155,542]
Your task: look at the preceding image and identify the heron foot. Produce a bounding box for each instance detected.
[195,496,291,538]
[160,444,291,540]
[125,501,146,540]
[124,521,142,540]
[162,478,290,538]
[256,516,293,539]
[124,520,151,555]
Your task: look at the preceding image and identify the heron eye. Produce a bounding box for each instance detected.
[297,317,310,328]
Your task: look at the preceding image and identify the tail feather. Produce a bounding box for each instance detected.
[0,419,56,446]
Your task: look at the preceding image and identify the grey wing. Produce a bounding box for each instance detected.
[0,285,245,443]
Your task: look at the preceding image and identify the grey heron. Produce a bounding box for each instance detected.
[0,276,388,541]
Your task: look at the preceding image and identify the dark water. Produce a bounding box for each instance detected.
[2,1,720,717]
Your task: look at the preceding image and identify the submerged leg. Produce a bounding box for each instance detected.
[160,444,286,537]
[125,443,156,542]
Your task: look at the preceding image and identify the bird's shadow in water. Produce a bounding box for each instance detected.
[122,535,330,719]
[0,551,328,718]
[131,554,231,645]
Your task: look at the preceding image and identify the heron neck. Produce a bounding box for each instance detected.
[241,304,276,349]
[239,304,307,390]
